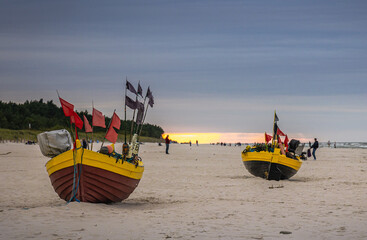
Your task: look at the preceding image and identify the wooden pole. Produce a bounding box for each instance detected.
[124,77,127,144]
[272,110,276,147]
[91,101,94,151]
[136,93,148,137]
[268,110,277,180]
[129,82,139,143]
[138,86,151,137]
[138,103,149,137]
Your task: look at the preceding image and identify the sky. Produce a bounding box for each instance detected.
[0,0,366,142]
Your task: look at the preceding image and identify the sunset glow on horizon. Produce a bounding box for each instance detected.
[162,133,311,144]
[162,133,265,144]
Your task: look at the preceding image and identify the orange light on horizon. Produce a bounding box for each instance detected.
[162,132,312,144]
[162,132,264,144]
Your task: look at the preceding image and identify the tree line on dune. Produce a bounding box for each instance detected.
[0,99,164,139]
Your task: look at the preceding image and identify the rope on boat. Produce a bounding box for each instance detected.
[67,146,84,204]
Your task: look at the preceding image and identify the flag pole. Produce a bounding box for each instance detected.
[136,93,147,137]
[124,77,127,144]
[101,109,116,148]
[85,130,88,149]
[272,110,276,147]
[139,86,152,137]
[122,77,129,161]
[91,101,94,151]
[138,102,149,137]
[129,82,139,143]
[267,110,277,180]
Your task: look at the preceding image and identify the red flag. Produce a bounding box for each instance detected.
[277,127,286,136]
[105,126,118,143]
[104,112,120,143]
[110,112,121,130]
[59,97,74,117]
[265,132,272,143]
[92,108,106,128]
[284,135,289,148]
[70,111,83,129]
[278,135,283,144]
[83,115,92,133]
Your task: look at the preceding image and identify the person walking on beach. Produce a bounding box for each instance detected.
[311,138,319,160]
[82,138,88,149]
[165,135,170,154]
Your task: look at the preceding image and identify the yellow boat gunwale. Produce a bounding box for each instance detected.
[45,141,144,180]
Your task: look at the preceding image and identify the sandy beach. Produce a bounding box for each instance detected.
[0,142,366,240]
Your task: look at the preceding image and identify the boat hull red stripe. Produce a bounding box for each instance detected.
[49,164,140,203]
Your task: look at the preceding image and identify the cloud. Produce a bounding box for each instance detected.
[0,0,367,142]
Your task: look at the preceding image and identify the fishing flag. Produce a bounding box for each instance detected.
[146,87,154,107]
[70,111,83,129]
[277,135,282,144]
[274,112,279,122]
[284,135,289,148]
[83,115,92,133]
[110,112,121,130]
[105,126,118,143]
[136,101,145,124]
[277,127,286,136]
[92,108,106,128]
[126,80,137,95]
[59,97,74,117]
[137,83,143,97]
[125,95,137,109]
[104,112,121,143]
[265,132,272,143]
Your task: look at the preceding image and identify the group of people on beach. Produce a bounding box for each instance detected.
[164,135,198,154]
[165,135,321,161]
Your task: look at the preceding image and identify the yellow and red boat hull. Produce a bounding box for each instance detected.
[242,149,302,180]
[45,140,144,203]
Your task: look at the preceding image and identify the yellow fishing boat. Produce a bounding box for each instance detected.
[242,146,302,180]
[45,139,144,203]
[241,111,304,180]
[40,80,155,203]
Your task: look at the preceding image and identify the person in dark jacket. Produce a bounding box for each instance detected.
[165,135,170,154]
[82,138,88,149]
[311,138,319,160]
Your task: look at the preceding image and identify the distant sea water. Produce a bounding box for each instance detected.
[316,142,367,149]
[238,142,367,149]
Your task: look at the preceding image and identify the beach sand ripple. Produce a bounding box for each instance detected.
[0,143,367,239]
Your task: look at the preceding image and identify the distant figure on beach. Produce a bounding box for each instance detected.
[310,138,319,160]
[196,140,198,146]
[165,135,170,154]
[308,141,311,148]
[82,139,88,149]
[327,140,331,147]
[334,142,336,148]
[189,140,192,146]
